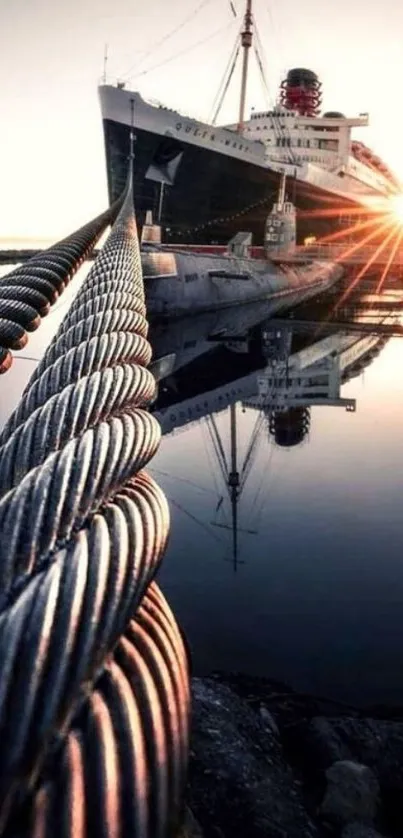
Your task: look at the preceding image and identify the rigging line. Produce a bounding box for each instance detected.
[253,21,274,101]
[253,21,298,166]
[209,31,240,122]
[120,0,216,80]
[205,416,229,488]
[240,413,265,491]
[255,62,297,165]
[240,410,264,480]
[209,30,241,122]
[212,43,241,125]
[149,467,218,495]
[245,380,278,524]
[253,32,281,131]
[253,25,272,102]
[254,46,271,109]
[169,497,226,545]
[209,413,230,474]
[127,19,238,82]
[251,438,276,530]
[261,0,285,66]
[201,421,226,518]
[241,434,264,498]
[246,442,267,524]
[253,41,284,149]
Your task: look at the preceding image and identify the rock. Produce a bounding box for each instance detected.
[320,761,379,825]
[290,716,403,835]
[259,705,280,737]
[341,824,386,838]
[302,716,354,766]
[178,808,205,837]
[188,677,318,838]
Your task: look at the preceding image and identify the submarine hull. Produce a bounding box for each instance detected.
[142,248,343,319]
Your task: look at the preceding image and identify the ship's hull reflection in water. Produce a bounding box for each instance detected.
[148,293,403,706]
[1,273,403,707]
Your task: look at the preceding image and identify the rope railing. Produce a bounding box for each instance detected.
[0,171,190,837]
[0,198,122,375]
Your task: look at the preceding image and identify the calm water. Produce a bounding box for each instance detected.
[2,260,403,706]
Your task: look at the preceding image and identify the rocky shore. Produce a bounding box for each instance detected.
[182,675,403,838]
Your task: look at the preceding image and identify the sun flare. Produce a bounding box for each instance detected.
[389,194,403,224]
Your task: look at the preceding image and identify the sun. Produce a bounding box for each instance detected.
[389,194,403,224]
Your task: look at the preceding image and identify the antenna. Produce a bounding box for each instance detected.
[103,44,108,84]
[278,171,286,205]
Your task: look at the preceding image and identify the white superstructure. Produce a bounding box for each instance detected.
[100,82,397,210]
[237,108,394,197]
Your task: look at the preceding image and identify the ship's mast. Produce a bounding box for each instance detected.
[237,0,253,133]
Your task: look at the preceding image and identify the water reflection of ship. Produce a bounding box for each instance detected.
[152,311,391,438]
[263,330,389,446]
[244,325,391,442]
[151,303,396,568]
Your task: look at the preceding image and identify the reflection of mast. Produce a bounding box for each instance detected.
[229,404,240,569]
[207,402,263,572]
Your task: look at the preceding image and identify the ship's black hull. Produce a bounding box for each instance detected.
[103,118,363,246]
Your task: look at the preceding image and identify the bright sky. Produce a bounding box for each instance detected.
[1,0,403,239]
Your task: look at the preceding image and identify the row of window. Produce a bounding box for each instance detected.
[168,389,243,423]
[263,377,329,387]
[251,111,293,119]
[251,124,293,132]
[176,123,250,153]
[274,154,326,163]
[250,123,340,134]
[253,133,339,152]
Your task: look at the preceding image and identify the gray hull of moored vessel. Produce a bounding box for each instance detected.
[142,247,343,318]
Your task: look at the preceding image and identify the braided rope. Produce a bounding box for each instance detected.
[0,200,122,374]
[0,175,190,836]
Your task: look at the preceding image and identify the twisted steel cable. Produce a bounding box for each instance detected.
[0,199,122,374]
[0,171,190,837]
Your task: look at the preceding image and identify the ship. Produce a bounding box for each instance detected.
[140,182,343,317]
[99,0,401,247]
